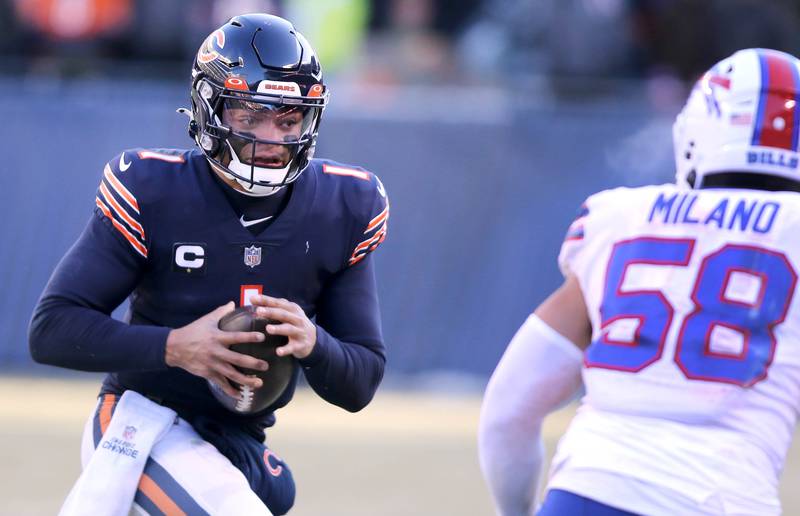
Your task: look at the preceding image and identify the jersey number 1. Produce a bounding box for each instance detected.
[588,237,797,386]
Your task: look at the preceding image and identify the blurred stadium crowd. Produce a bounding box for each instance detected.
[2,0,800,91]
[6,0,800,379]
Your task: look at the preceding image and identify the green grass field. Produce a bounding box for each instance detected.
[1,376,798,515]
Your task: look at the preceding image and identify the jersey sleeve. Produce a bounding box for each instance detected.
[558,200,591,277]
[558,188,631,279]
[94,151,149,259]
[291,164,389,411]
[345,171,389,267]
[298,252,386,412]
[28,152,170,372]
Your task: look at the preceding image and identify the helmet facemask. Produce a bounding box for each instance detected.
[193,77,325,196]
[187,14,328,195]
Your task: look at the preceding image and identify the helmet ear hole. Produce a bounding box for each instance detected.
[198,80,215,100]
[687,170,697,188]
[200,133,218,154]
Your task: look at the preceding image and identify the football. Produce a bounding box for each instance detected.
[208,305,295,414]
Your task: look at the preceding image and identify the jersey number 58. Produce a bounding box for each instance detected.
[588,237,797,386]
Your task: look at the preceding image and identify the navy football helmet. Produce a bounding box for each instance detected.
[187,14,329,196]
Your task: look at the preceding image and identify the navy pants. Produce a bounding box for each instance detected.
[190,415,296,515]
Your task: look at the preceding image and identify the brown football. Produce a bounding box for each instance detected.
[207,305,295,413]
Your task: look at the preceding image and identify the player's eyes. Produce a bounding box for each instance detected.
[277,116,301,130]
[229,111,301,134]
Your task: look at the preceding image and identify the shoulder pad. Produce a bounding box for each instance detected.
[558,189,618,276]
[312,160,389,266]
[95,148,189,259]
[107,148,192,201]
[110,148,188,175]
[557,187,651,277]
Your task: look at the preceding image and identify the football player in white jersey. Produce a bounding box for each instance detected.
[479,47,800,516]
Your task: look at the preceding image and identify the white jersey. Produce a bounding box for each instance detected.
[550,184,800,515]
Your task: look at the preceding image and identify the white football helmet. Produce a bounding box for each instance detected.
[673,48,800,189]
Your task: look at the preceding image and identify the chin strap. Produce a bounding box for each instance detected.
[233,182,284,197]
[208,160,285,197]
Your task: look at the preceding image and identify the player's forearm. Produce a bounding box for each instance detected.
[478,314,584,515]
[478,420,544,516]
[29,295,169,372]
[300,255,386,411]
[299,326,385,412]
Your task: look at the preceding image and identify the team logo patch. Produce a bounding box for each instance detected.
[263,449,284,477]
[123,425,137,441]
[198,29,225,64]
[244,245,262,268]
[256,80,302,97]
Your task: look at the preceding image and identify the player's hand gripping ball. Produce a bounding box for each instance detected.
[208,306,295,413]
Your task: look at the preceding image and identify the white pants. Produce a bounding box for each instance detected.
[81,395,272,516]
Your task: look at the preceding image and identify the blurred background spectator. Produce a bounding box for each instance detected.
[4,0,800,89]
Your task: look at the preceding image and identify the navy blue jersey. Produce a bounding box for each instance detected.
[30,148,389,431]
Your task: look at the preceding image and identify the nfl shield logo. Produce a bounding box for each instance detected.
[244,245,262,268]
[123,425,137,441]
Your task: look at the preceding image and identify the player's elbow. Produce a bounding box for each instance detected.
[316,384,377,413]
[28,308,52,364]
[342,377,381,413]
[343,390,374,413]
[344,356,386,413]
[28,298,65,365]
[479,398,536,440]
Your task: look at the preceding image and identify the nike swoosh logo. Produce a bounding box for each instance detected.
[240,215,273,227]
[119,153,131,172]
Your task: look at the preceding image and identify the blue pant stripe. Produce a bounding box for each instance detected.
[137,457,210,516]
[133,487,166,516]
[92,394,119,447]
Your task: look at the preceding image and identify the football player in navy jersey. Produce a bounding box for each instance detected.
[29,13,389,515]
